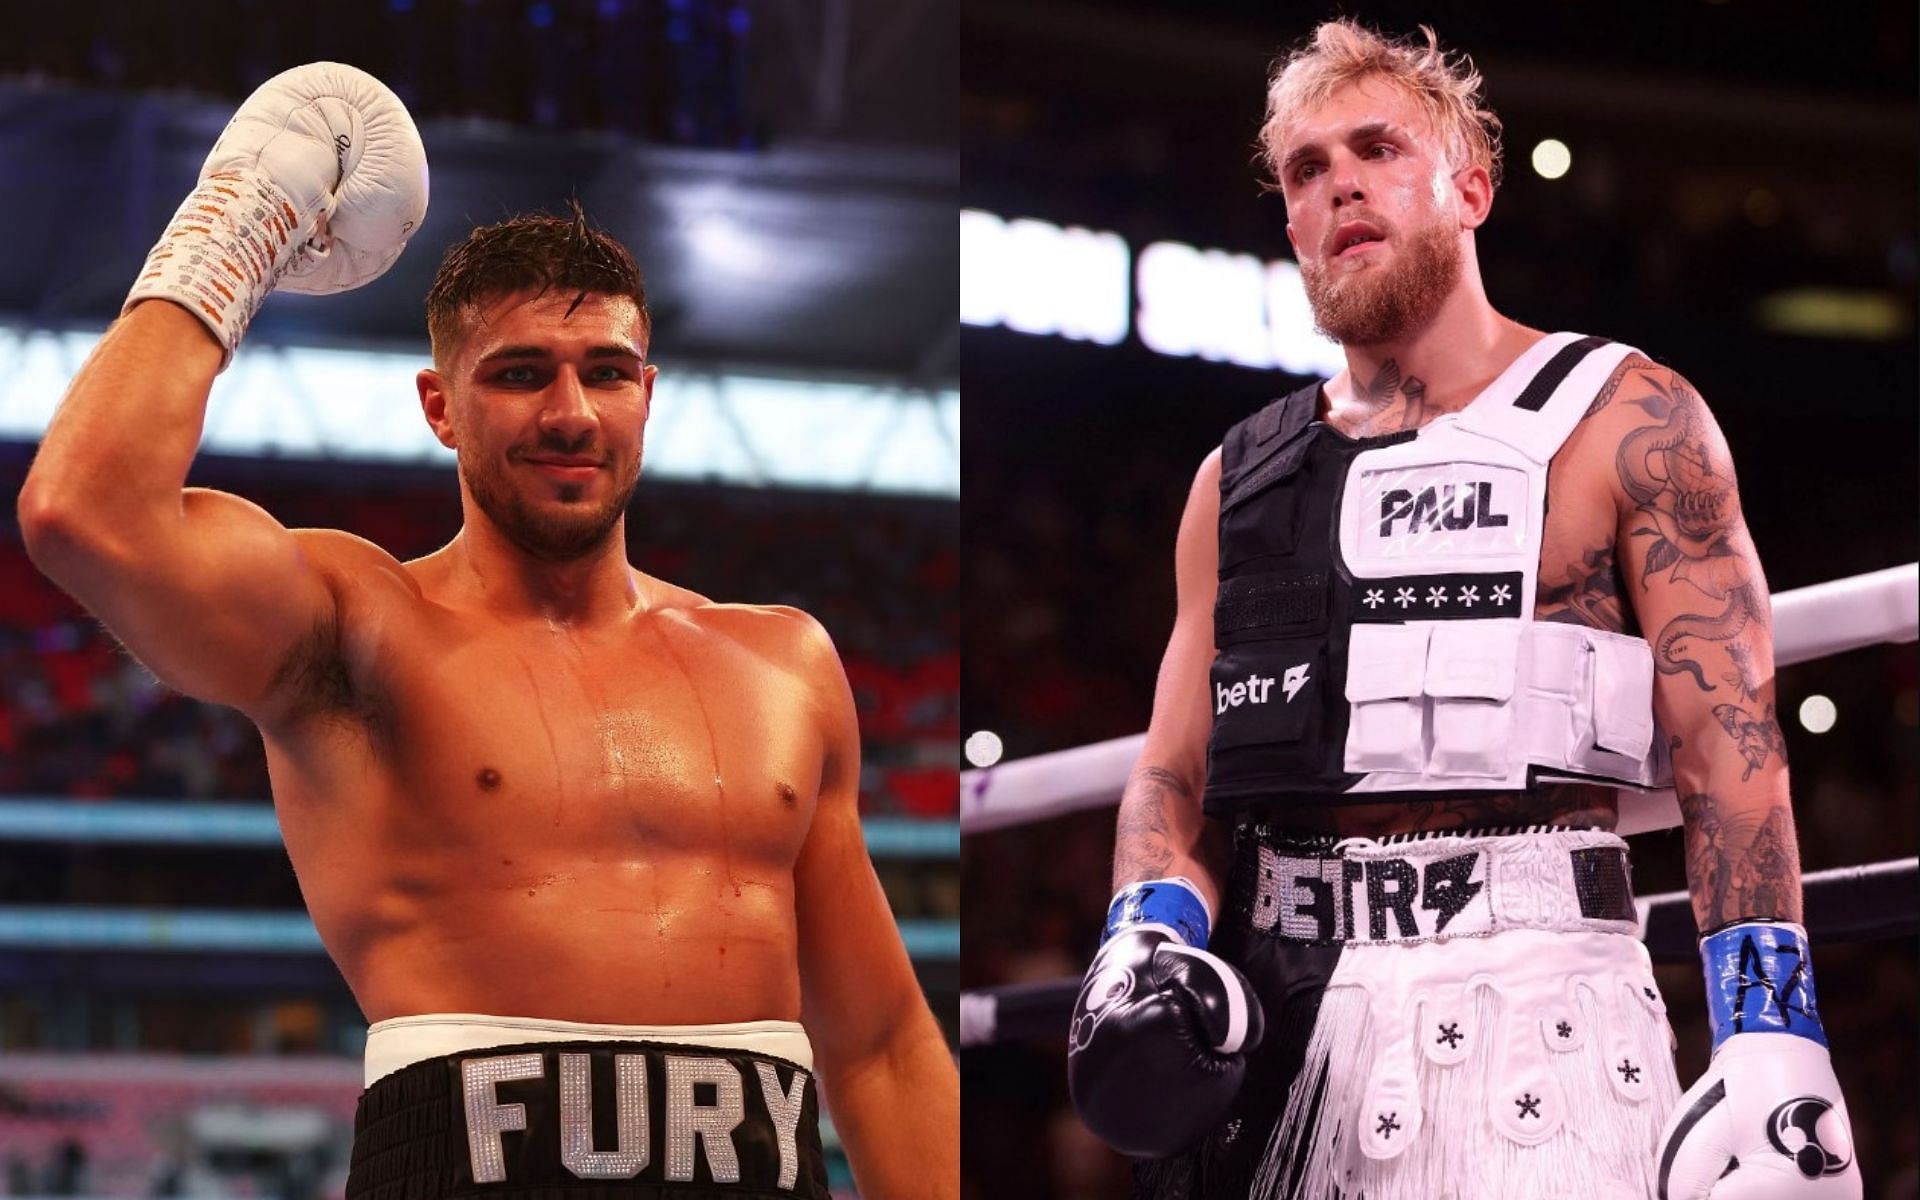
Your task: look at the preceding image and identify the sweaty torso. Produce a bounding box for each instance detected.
[257,554,824,1026]
[1255,349,1642,839]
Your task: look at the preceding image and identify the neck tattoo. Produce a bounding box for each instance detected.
[1349,358,1429,435]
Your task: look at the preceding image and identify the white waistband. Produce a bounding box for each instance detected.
[1245,828,1637,945]
[363,1013,812,1087]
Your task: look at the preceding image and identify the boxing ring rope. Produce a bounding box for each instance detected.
[961,563,1918,835]
[959,562,1920,1049]
[960,857,1920,1047]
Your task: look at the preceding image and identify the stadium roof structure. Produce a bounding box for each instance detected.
[0,326,958,496]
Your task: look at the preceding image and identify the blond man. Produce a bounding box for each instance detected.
[1067,21,1857,1200]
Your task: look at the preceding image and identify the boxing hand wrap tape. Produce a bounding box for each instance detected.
[1700,919,1828,1051]
[1103,876,1211,948]
[124,169,318,368]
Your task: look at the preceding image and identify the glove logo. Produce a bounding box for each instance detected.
[1066,963,1136,1057]
[1766,1096,1853,1179]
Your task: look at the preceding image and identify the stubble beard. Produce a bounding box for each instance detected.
[463,445,643,563]
[1300,216,1463,348]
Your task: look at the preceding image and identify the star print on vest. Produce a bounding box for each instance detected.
[1352,571,1524,623]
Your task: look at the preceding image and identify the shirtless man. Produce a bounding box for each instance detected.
[17,64,956,1200]
[1065,23,1858,1200]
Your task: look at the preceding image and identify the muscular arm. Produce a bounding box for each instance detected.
[792,617,956,1200]
[1114,449,1230,912]
[1606,363,1800,928]
[16,301,342,725]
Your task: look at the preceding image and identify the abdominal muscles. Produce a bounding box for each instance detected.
[302,834,803,1027]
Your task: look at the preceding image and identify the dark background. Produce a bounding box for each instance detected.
[960,3,1919,1197]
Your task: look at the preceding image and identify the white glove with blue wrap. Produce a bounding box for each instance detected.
[1656,920,1860,1198]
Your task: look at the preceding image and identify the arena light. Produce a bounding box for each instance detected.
[0,327,958,496]
[1754,288,1910,341]
[1798,694,1838,734]
[960,209,1341,376]
[1530,138,1572,180]
[686,212,770,276]
[959,209,1130,345]
[964,730,1005,769]
[1137,242,1345,376]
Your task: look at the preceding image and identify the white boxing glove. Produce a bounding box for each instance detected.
[1656,922,1860,1199]
[125,62,429,366]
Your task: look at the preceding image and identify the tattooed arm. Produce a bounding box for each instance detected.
[1113,449,1231,909]
[1605,363,1800,929]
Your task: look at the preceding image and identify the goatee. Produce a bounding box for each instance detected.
[462,446,642,562]
[1301,217,1462,347]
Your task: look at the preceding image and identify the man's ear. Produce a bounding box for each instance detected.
[1454,162,1494,231]
[418,369,457,449]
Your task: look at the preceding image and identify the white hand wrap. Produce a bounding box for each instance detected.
[124,62,429,367]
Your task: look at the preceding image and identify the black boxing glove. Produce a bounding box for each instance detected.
[1067,877,1265,1158]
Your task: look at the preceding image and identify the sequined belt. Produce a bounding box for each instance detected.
[346,1038,830,1199]
[1226,826,1639,947]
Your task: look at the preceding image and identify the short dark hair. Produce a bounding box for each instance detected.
[425,199,651,366]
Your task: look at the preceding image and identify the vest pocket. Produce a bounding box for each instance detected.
[1213,568,1329,646]
[1425,623,1521,778]
[1344,624,1429,773]
[1568,630,1658,774]
[1218,435,1314,569]
[1588,633,1655,760]
[1207,640,1326,764]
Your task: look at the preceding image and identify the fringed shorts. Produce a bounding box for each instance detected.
[1136,827,1680,1200]
[346,1014,830,1200]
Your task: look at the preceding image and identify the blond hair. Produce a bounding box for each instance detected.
[1259,20,1503,192]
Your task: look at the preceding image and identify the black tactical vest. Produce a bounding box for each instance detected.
[1202,383,1391,816]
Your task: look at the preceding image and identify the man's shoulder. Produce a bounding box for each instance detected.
[288,527,420,602]
[668,599,838,669]
[1576,349,1712,429]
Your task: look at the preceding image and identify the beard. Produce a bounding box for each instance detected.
[462,441,642,563]
[1300,214,1462,347]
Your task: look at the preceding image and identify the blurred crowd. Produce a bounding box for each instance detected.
[0,458,959,817]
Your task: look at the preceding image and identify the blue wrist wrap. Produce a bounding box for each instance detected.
[1103,878,1210,948]
[1701,920,1828,1051]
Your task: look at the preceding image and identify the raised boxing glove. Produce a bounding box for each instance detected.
[125,62,429,366]
[1656,920,1860,1198]
[1067,877,1264,1159]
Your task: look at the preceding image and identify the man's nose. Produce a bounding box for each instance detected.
[537,368,599,443]
[1328,150,1366,207]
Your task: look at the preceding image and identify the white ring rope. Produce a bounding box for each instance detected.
[962,563,1918,836]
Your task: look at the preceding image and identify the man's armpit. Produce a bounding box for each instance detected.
[267,592,390,738]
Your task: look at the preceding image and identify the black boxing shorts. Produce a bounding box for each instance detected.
[346,1015,830,1200]
[1133,827,1343,1200]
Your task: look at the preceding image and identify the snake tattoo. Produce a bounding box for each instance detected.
[1615,374,1764,692]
